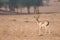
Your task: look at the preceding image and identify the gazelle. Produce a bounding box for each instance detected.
[34,16,50,35]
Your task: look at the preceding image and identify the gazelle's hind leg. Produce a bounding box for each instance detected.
[47,26,50,34]
[45,26,50,35]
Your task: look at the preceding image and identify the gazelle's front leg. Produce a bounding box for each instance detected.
[39,26,43,35]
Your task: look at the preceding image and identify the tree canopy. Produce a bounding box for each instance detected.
[0,0,43,8]
[0,0,43,14]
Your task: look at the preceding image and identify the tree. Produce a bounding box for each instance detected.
[33,0,43,14]
[19,0,25,14]
[8,0,43,14]
[1,0,9,11]
[25,0,31,14]
[0,2,4,8]
[30,0,43,14]
[19,0,31,14]
[9,0,18,12]
[0,0,4,8]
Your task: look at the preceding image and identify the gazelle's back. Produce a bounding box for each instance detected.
[38,20,49,26]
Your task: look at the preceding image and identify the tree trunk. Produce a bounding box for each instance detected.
[34,6,39,14]
[9,5,15,12]
[20,7,22,14]
[34,6,37,14]
[27,7,30,14]
[37,7,39,14]
[5,6,7,11]
[17,7,18,14]
[34,6,36,14]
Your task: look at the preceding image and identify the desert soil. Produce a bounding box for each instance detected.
[0,12,60,40]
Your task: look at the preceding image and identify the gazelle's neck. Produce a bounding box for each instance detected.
[36,19,41,23]
[36,18,39,22]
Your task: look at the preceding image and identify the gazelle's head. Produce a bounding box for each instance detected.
[34,15,40,22]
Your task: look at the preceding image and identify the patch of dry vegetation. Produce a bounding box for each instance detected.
[0,13,60,40]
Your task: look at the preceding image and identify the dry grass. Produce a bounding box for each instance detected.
[0,13,60,40]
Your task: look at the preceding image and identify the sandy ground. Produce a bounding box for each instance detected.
[0,12,60,40]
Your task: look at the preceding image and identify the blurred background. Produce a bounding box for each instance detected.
[0,0,60,15]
